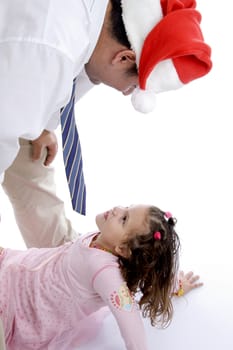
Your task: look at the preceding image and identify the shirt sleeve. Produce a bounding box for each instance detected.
[0,40,74,179]
[93,265,148,350]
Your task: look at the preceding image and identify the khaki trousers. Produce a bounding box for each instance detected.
[2,139,77,248]
[0,319,5,350]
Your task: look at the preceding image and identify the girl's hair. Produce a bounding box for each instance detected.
[118,206,180,327]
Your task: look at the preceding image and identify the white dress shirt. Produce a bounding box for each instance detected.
[0,0,109,182]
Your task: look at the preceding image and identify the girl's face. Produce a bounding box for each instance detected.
[95,204,150,256]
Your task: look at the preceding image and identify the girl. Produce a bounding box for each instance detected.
[0,203,202,350]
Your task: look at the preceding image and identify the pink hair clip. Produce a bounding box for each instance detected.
[164,211,172,219]
[154,231,161,240]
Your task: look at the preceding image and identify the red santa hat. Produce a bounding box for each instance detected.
[121,0,212,113]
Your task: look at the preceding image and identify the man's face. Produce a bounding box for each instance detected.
[85,50,138,96]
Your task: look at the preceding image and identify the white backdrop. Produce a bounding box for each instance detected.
[0,0,233,349]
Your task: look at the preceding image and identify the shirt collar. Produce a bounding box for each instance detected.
[84,0,109,61]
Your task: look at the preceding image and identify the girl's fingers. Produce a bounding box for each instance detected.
[190,275,200,284]
[185,271,194,280]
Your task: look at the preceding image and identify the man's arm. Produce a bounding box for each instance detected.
[0,40,73,179]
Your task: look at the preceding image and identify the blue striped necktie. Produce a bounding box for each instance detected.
[60,79,86,215]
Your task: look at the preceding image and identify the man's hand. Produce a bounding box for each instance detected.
[31,130,58,166]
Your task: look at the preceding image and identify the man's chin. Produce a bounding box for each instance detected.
[91,79,101,85]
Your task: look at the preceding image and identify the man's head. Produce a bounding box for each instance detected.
[85,0,138,97]
[85,0,212,113]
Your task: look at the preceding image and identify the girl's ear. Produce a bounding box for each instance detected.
[115,244,131,258]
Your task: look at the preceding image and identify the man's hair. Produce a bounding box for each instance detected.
[109,0,131,48]
[109,0,137,77]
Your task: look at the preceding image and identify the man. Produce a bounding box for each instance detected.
[0,0,213,245]
[0,0,213,236]
[0,0,212,184]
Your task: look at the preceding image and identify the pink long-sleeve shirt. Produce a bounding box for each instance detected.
[0,232,148,350]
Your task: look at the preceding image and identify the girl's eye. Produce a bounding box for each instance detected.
[122,215,127,224]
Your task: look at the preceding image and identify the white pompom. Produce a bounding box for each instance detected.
[131,88,156,114]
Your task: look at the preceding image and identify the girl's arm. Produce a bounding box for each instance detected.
[93,265,148,350]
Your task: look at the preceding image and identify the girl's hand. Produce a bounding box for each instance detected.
[179,271,203,295]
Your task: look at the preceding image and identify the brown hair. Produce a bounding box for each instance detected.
[118,206,180,327]
[109,0,138,77]
[109,0,131,48]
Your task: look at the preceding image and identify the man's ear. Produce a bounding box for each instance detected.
[112,49,136,66]
[115,244,131,258]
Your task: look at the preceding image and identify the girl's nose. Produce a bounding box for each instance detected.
[112,206,125,216]
[112,207,118,216]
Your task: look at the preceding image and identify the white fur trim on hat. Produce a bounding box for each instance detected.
[121,0,181,113]
[146,59,183,93]
[121,0,163,65]
[131,88,157,114]
[131,59,183,113]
